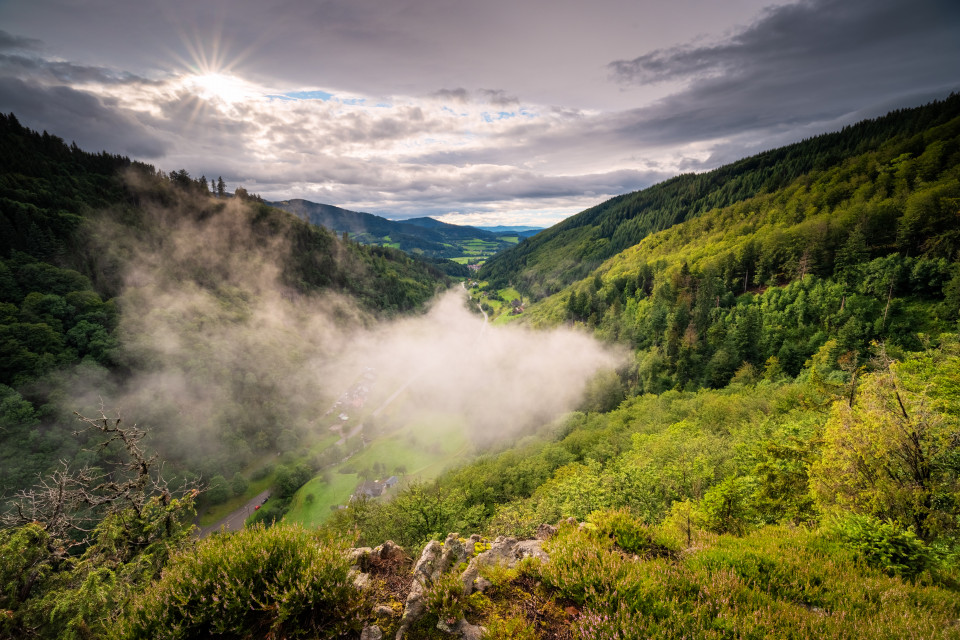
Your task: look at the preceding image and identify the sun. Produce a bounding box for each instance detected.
[188,72,251,104]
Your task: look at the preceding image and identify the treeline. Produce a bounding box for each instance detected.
[480,94,960,298]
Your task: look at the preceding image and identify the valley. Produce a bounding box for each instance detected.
[2,94,960,639]
[270,198,535,270]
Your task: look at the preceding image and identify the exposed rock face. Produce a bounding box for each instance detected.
[396,532,479,639]
[347,527,557,639]
[360,625,383,640]
[461,536,548,597]
[352,570,372,590]
[350,540,407,573]
[437,617,484,640]
[392,531,551,638]
[393,539,440,639]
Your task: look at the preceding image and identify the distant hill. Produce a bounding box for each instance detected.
[480,94,960,299]
[270,199,516,264]
[476,225,543,238]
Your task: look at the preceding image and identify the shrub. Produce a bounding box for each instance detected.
[116,523,362,639]
[699,476,752,535]
[206,474,230,504]
[250,463,274,481]
[536,523,629,605]
[230,472,248,497]
[482,613,538,640]
[589,508,654,555]
[830,514,932,578]
[574,601,648,640]
[424,571,467,623]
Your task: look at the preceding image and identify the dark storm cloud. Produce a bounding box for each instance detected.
[432,88,470,103]
[0,53,155,86]
[0,77,168,157]
[430,88,519,107]
[0,29,42,52]
[607,0,960,151]
[477,90,520,107]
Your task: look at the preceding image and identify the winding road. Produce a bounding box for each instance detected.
[197,489,271,538]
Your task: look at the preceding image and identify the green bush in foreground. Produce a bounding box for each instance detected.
[534,520,960,639]
[116,523,363,639]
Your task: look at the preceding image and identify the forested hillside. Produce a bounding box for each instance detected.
[481,94,960,299]
[3,97,960,640]
[509,95,960,394]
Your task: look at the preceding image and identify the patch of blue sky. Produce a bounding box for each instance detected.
[481,111,519,123]
[282,90,335,101]
[441,106,470,117]
[340,97,366,105]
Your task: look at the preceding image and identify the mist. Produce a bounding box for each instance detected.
[69,191,623,478]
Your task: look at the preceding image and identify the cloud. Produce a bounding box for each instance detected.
[431,88,470,103]
[0,0,956,226]
[606,0,960,151]
[610,0,960,85]
[0,77,168,157]
[0,29,41,52]
[68,190,623,469]
[0,53,156,87]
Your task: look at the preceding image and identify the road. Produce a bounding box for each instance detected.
[197,489,271,538]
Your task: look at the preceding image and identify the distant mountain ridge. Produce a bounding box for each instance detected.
[476,225,543,237]
[269,198,517,262]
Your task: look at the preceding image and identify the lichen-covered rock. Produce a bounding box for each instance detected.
[360,624,383,640]
[395,531,548,638]
[432,533,477,580]
[348,546,373,570]
[536,523,557,540]
[474,536,548,569]
[395,539,443,639]
[514,539,549,564]
[460,561,479,595]
[412,539,443,583]
[351,569,371,590]
[348,540,406,574]
[437,617,484,640]
[372,540,405,564]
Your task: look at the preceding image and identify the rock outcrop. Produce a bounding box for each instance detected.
[346,527,556,640]
[395,532,550,639]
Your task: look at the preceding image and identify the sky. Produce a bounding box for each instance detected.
[0,0,957,227]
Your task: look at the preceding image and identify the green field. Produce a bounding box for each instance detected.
[283,472,359,528]
[284,410,471,527]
